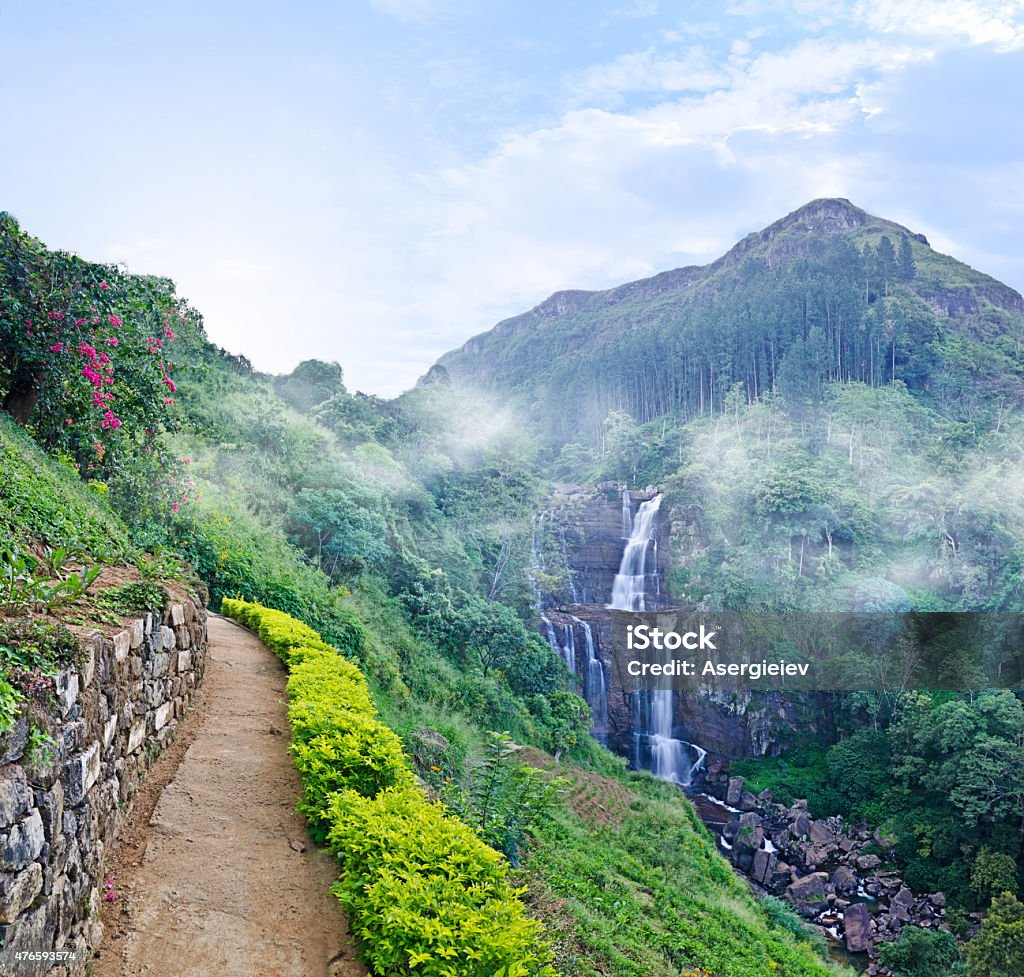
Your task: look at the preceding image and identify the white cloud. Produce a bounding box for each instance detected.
[856,0,1024,51]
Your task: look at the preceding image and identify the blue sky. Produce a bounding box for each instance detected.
[3,1,1023,395]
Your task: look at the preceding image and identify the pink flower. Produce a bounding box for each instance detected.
[50,343,64,352]
[65,419,73,425]
[107,336,119,346]
[99,281,110,290]
[108,314,122,327]
[171,502,180,513]
[182,457,191,464]
[163,376,177,392]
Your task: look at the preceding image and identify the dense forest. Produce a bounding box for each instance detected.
[4,199,1024,976]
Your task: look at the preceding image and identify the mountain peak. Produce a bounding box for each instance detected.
[719,198,928,270]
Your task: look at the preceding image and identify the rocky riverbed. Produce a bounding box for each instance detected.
[701,769,948,975]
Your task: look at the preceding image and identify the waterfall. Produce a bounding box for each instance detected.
[558,524,581,603]
[542,615,576,675]
[648,688,706,784]
[608,494,662,612]
[610,492,706,785]
[621,487,632,538]
[529,511,548,610]
[542,614,607,743]
[579,619,607,742]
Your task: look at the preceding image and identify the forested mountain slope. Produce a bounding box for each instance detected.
[437,198,1024,446]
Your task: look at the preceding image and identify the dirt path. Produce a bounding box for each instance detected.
[95,614,365,977]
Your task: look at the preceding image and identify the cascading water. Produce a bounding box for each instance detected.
[542,614,607,743]
[611,493,706,785]
[608,494,662,612]
[578,619,607,741]
[621,486,633,538]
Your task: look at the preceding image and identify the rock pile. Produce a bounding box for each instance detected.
[714,775,947,975]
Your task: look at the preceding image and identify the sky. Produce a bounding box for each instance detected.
[2,1,1024,396]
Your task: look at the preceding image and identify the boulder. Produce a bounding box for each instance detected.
[844,903,873,953]
[809,820,833,846]
[740,791,758,812]
[786,873,828,916]
[893,886,914,907]
[857,854,882,871]
[752,847,777,885]
[831,865,858,895]
[929,892,947,909]
[726,776,744,806]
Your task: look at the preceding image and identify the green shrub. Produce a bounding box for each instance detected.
[327,785,556,977]
[221,597,337,663]
[287,649,413,828]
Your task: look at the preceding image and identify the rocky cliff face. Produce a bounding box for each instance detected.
[536,485,816,764]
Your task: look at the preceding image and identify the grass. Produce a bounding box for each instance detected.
[0,413,132,560]
[522,761,854,977]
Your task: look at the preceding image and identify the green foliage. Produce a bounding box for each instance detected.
[0,412,131,560]
[0,677,22,733]
[971,849,1020,904]
[95,582,169,617]
[0,620,81,672]
[759,896,829,960]
[440,732,562,866]
[328,785,556,977]
[287,648,414,828]
[965,892,1024,977]
[893,692,1024,834]
[879,925,963,977]
[26,726,58,769]
[732,743,849,817]
[0,621,81,730]
[178,502,366,654]
[528,787,839,977]
[273,359,345,413]
[542,689,592,759]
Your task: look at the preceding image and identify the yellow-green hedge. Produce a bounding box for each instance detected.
[221,598,555,977]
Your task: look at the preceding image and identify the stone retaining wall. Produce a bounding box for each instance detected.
[0,595,207,976]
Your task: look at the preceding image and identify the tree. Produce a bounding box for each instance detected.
[971,849,1020,905]
[285,487,391,576]
[898,235,916,281]
[273,359,345,412]
[879,925,962,976]
[893,691,1024,834]
[966,891,1024,977]
[876,235,899,291]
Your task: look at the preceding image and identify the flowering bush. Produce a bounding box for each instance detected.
[1,212,201,516]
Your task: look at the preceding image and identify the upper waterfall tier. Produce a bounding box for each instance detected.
[608,493,662,611]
